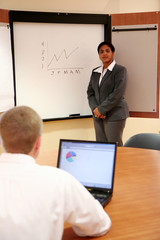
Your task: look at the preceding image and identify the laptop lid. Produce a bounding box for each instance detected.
[57,139,116,195]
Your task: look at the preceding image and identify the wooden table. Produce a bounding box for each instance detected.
[36,147,160,240]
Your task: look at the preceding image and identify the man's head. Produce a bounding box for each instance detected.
[0,106,42,156]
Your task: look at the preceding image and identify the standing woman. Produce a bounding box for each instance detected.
[87,41,129,146]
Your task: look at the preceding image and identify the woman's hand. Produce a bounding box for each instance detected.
[93,108,106,119]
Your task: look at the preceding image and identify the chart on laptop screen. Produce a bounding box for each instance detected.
[58,141,115,188]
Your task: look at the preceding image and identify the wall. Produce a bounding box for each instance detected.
[0,0,160,152]
[1,0,160,13]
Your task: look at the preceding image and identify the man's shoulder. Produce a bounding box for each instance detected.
[37,164,77,183]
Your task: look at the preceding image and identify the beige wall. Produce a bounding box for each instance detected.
[0,0,160,151]
[1,0,160,13]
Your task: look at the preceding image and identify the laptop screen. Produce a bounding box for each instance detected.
[57,139,116,191]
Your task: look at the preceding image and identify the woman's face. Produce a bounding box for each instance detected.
[98,44,114,66]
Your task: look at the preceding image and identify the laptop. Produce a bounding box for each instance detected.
[57,139,117,207]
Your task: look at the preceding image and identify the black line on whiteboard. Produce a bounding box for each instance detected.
[47,46,79,69]
[47,67,83,70]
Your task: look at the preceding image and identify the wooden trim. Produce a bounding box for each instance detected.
[111,12,159,26]
[0,9,9,23]
[129,111,159,118]
[111,12,160,118]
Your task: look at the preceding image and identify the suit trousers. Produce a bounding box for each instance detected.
[93,118,126,146]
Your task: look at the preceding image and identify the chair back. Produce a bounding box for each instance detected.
[124,133,160,150]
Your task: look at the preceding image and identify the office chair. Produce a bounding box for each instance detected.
[124,133,160,150]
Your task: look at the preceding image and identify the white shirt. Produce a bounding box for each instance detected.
[94,60,116,85]
[0,153,111,240]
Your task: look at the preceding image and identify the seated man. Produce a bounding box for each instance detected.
[0,106,111,240]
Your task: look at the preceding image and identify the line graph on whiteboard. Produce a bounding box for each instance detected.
[41,41,83,75]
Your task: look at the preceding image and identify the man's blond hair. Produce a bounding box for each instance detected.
[0,106,42,154]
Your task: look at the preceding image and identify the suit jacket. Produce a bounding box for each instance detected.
[87,63,129,121]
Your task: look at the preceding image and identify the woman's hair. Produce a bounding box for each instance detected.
[0,106,42,154]
[97,41,115,53]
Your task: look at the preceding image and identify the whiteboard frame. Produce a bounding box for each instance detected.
[0,23,14,112]
[112,24,158,117]
[111,12,160,119]
[9,10,111,121]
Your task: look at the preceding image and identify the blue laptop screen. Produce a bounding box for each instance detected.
[57,140,116,190]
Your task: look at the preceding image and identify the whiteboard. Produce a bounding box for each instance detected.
[12,22,104,120]
[0,23,14,112]
[112,24,158,113]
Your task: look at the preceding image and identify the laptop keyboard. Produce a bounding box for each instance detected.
[91,192,108,203]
